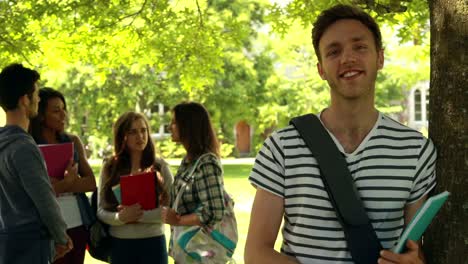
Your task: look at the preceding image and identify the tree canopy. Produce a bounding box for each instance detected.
[0,0,431,157]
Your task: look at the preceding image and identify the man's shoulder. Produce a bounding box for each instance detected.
[5,136,43,170]
[378,114,425,138]
[6,132,37,150]
[269,125,300,140]
[13,138,40,155]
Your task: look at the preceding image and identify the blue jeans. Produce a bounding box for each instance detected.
[111,235,168,264]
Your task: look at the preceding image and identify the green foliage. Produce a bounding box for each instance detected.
[0,0,430,157]
[155,139,186,159]
[220,142,235,158]
[155,138,235,159]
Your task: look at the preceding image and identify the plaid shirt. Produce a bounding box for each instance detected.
[170,154,225,226]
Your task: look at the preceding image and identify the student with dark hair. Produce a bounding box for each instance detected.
[161,102,227,263]
[29,87,96,264]
[245,5,435,264]
[97,111,172,264]
[0,64,72,264]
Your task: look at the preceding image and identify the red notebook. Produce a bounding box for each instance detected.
[38,143,74,179]
[120,171,158,210]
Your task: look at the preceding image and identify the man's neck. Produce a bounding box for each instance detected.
[6,110,29,132]
[324,103,377,130]
[321,102,378,153]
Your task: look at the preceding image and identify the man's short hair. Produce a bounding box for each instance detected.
[0,63,40,111]
[312,4,383,61]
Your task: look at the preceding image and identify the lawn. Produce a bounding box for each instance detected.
[84,161,263,264]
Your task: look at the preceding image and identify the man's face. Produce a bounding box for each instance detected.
[27,82,40,118]
[317,19,384,101]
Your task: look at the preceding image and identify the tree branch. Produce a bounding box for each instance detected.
[0,35,33,65]
[122,0,148,27]
[95,0,148,29]
[196,0,204,27]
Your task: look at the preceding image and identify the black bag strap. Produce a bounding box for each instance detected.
[290,114,382,264]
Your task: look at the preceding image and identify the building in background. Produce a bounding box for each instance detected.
[407,81,430,132]
[151,103,171,140]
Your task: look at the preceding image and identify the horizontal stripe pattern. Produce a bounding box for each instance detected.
[249,113,437,263]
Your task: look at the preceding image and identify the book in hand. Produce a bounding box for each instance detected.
[120,171,158,210]
[38,142,74,179]
[392,191,450,253]
[112,184,122,204]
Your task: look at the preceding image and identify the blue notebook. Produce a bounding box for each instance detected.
[392,191,450,253]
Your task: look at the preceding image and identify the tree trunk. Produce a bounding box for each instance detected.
[424,0,468,263]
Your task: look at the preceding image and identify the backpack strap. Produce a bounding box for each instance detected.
[290,114,382,264]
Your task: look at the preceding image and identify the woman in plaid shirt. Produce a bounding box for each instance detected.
[162,102,226,262]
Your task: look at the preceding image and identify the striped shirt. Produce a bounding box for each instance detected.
[249,113,437,263]
[170,153,225,226]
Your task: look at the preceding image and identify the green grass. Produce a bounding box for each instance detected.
[85,162,257,264]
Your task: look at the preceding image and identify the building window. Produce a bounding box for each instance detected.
[151,103,171,140]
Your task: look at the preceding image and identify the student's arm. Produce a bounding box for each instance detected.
[96,165,124,226]
[378,138,437,264]
[159,163,173,206]
[96,163,143,225]
[161,208,201,226]
[163,157,224,227]
[52,134,96,194]
[161,160,217,227]
[378,196,427,264]
[379,138,437,264]
[69,134,96,192]
[139,164,174,223]
[245,188,298,264]
[192,159,225,226]
[14,143,69,245]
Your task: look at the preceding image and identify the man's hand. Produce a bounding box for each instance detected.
[117,204,143,223]
[54,235,73,261]
[161,207,181,225]
[378,240,424,264]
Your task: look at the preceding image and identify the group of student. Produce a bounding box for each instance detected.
[0,4,436,264]
[0,64,224,264]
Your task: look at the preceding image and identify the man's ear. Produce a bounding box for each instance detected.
[18,94,30,109]
[317,62,327,80]
[377,49,384,70]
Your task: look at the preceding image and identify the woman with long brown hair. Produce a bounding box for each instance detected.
[97,111,172,264]
[162,102,229,263]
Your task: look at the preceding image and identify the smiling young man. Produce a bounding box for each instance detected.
[245,5,436,264]
[0,63,72,264]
